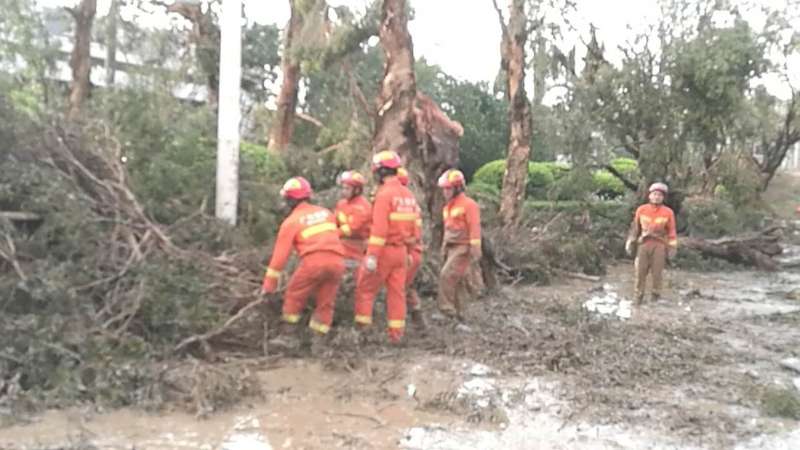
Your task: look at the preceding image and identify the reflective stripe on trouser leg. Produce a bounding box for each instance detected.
[385,246,408,338]
[354,260,383,325]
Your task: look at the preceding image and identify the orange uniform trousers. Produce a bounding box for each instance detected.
[437,244,474,316]
[406,248,422,311]
[283,251,345,334]
[634,240,667,301]
[354,245,408,341]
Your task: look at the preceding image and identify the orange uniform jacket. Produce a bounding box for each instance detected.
[263,202,344,291]
[628,204,678,248]
[335,195,372,260]
[443,193,481,248]
[366,176,419,257]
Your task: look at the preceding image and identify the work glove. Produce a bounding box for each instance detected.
[469,245,482,262]
[364,255,378,273]
[667,247,677,261]
[261,277,277,295]
[624,239,634,257]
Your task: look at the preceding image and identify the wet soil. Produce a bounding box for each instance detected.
[2,260,799,449]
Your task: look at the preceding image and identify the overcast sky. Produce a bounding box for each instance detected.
[40,0,798,98]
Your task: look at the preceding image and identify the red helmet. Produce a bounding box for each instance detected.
[438,169,466,188]
[371,150,403,172]
[280,176,312,200]
[397,167,409,186]
[337,170,366,187]
[648,182,668,195]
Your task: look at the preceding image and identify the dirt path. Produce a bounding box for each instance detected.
[2,260,800,449]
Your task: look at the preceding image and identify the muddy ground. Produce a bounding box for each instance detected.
[1,249,800,449]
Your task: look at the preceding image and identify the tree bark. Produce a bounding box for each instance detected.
[757,92,800,191]
[67,0,97,121]
[166,1,220,107]
[371,0,417,160]
[680,227,783,271]
[495,0,532,228]
[104,0,119,86]
[414,93,462,249]
[268,0,303,152]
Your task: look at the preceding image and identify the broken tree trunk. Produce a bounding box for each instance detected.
[66,0,97,120]
[413,93,462,250]
[495,0,532,229]
[371,0,417,160]
[680,226,783,271]
[268,0,303,152]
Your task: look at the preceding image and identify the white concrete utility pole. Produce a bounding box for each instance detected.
[215,0,242,225]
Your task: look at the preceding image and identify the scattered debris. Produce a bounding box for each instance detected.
[582,284,632,320]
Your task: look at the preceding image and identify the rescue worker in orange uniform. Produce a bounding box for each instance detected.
[334,170,371,268]
[625,182,678,304]
[353,151,419,343]
[437,169,482,319]
[261,176,346,350]
[397,167,426,329]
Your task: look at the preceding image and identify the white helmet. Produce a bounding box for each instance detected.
[648,182,668,194]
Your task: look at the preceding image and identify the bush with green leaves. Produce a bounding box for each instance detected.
[682,196,763,238]
[592,158,640,199]
[473,159,563,200]
[714,155,761,207]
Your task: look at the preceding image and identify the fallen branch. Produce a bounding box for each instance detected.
[556,269,601,282]
[323,410,387,427]
[680,226,783,271]
[0,231,27,282]
[0,211,42,221]
[174,293,278,354]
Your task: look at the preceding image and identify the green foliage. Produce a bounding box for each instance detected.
[416,60,508,179]
[474,159,634,201]
[592,170,626,198]
[714,155,761,207]
[526,162,556,198]
[472,160,508,190]
[473,160,559,200]
[682,197,763,238]
[242,23,281,102]
[761,387,800,420]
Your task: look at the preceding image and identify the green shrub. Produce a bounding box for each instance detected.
[467,181,501,203]
[761,387,800,420]
[472,159,561,200]
[526,162,556,199]
[682,196,763,238]
[591,158,640,200]
[472,159,507,189]
[592,170,626,198]
[715,156,761,207]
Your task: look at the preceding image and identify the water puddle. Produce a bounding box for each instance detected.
[401,362,800,450]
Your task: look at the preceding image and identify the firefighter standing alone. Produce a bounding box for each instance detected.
[625,182,678,304]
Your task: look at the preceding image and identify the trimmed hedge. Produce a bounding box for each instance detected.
[473,158,639,200]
